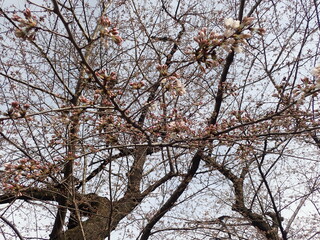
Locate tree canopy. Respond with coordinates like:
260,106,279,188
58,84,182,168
1,1,320,239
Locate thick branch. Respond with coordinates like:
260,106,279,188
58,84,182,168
0,187,60,204
54,194,111,240
124,146,148,197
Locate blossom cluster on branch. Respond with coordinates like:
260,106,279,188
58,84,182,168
2,158,61,192
6,101,30,119
193,17,264,71
95,70,118,89
98,16,123,46
156,64,186,96
161,74,186,96
312,64,320,88
12,8,38,40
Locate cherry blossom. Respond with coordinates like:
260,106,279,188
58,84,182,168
98,16,123,46
224,18,240,29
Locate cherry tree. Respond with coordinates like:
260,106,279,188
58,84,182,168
0,0,320,239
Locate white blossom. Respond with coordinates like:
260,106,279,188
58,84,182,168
311,65,320,77
224,18,240,29
174,79,186,96
233,45,243,53
149,102,157,111
224,29,234,38
161,78,167,84
311,65,320,88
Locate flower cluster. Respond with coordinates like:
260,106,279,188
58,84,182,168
2,158,60,192
157,64,186,96
79,95,93,105
167,119,188,133
130,81,145,89
147,113,193,139
161,74,186,96
12,8,38,40
95,70,118,89
224,18,241,37
224,18,241,29
98,16,123,46
311,65,320,77
156,64,169,76
193,17,262,71
310,64,320,89
6,101,30,118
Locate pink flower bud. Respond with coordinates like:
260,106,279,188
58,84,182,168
12,14,22,22
99,16,112,26
110,28,119,35
11,101,20,108
23,8,32,18
110,71,117,79
242,16,255,26
112,35,123,45
257,28,266,35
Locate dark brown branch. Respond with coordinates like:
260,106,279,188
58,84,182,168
0,132,33,160
255,143,287,239
49,1,86,237
139,150,202,240
230,174,280,240
0,187,60,204
50,208,67,240
209,51,235,125
203,156,281,240
141,172,176,198
247,0,264,17
238,0,246,21
138,24,185,126
54,194,111,240
0,216,24,240
0,72,67,100
76,151,133,190
165,24,185,66
124,146,148,197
